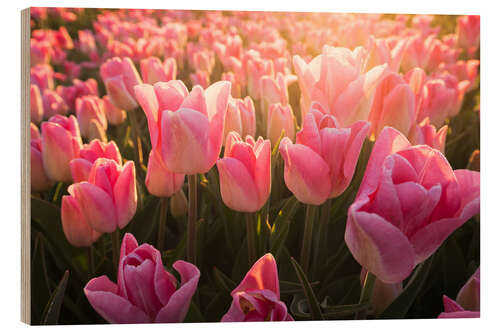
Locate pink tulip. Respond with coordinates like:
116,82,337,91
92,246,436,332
134,80,231,174
456,267,480,311
102,95,127,126
260,73,289,122
267,103,295,147
408,117,448,153
221,253,293,322
75,96,108,139
190,70,210,89
439,60,480,92
368,72,416,138
31,138,54,192
67,158,137,233
84,233,200,323
400,34,436,73
222,72,241,98
246,56,274,100
456,15,480,56
31,39,52,66
140,56,177,84
438,296,479,319
293,47,388,127
41,115,82,182
30,64,54,91
223,96,256,145
30,84,44,124
100,57,143,110
217,133,271,212
279,108,370,205
42,89,69,119
70,140,122,183
345,127,480,283
61,194,101,247
77,29,97,55
366,37,407,72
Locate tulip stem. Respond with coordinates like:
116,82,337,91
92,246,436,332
87,245,95,278
187,175,198,264
300,204,316,273
246,213,257,266
128,109,143,168
356,271,376,319
157,197,168,251
111,230,120,269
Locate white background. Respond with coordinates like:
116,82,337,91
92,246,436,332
0,0,497,332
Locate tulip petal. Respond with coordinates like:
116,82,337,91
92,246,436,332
113,161,137,229
134,84,160,147
61,195,101,247
233,253,280,296
145,150,185,197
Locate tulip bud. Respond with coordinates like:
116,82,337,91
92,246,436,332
75,96,108,139
140,56,177,84
42,89,69,119
41,115,82,182
100,57,142,110
61,194,101,247
260,73,289,123
31,139,54,192
223,96,256,145
30,84,44,124
102,95,127,125
170,189,188,218
30,64,54,91
267,103,295,147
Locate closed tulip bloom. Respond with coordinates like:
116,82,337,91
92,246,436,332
267,103,295,147
31,39,52,66
70,139,122,183
408,117,448,153
345,127,480,283
135,80,231,175
246,56,274,100
369,72,416,138
456,267,480,311
140,56,176,84
75,96,108,139
438,296,480,319
221,253,293,322
31,64,54,91
30,84,44,124
84,233,200,323
100,57,143,110
279,109,370,205
217,132,271,212
42,89,69,118
61,193,101,247
294,47,388,127
439,60,480,92
222,72,241,98
31,139,54,192
223,96,256,145
366,37,407,72
68,158,137,233
102,95,127,126
190,70,210,88
456,15,480,55
41,115,82,182
260,73,289,122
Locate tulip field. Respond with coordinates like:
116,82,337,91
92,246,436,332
29,8,480,324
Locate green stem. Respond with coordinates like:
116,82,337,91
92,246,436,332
157,197,169,251
313,199,331,279
52,182,64,203
111,230,120,270
87,245,95,278
299,205,317,273
128,109,143,167
355,271,376,319
246,213,256,266
187,175,198,264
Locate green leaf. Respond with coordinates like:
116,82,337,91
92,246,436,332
290,295,312,320
289,256,324,320
213,266,237,294
321,302,370,319
184,302,205,323
269,196,299,257
41,270,69,325
378,255,435,319
124,196,160,244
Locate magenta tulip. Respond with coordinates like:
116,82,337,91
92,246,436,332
67,158,137,233
221,253,293,322
279,108,370,205
438,296,480,319
345,127,480,283
84,233,200,323
217,132,271,212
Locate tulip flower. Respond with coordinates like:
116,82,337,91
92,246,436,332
408,117,448,153
345,127,480,283
223,96,256,145
42,89,69,119
84,233,200,323
279,108,370,205
438,296,480,319
293,47,388,127
41,115,83,182
217,132,271,212
75,96,108,139
102,95,127,126
456,267,480,311
30,64,54,91
30,84,44,124
246,56,274,100
31,40,52,66
456,15,480,56
368,72,416,138
221,253,293,322
100,57,143,110
267,103,295,147
61,193,102,247
135,80,231,175
140,56,177,84
70,139,122,183
439,60,480,92
222,72,241,98
67,158,137,233
260,73,289,122
31,138,54,192
190,70,210,88
366,37,407,72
